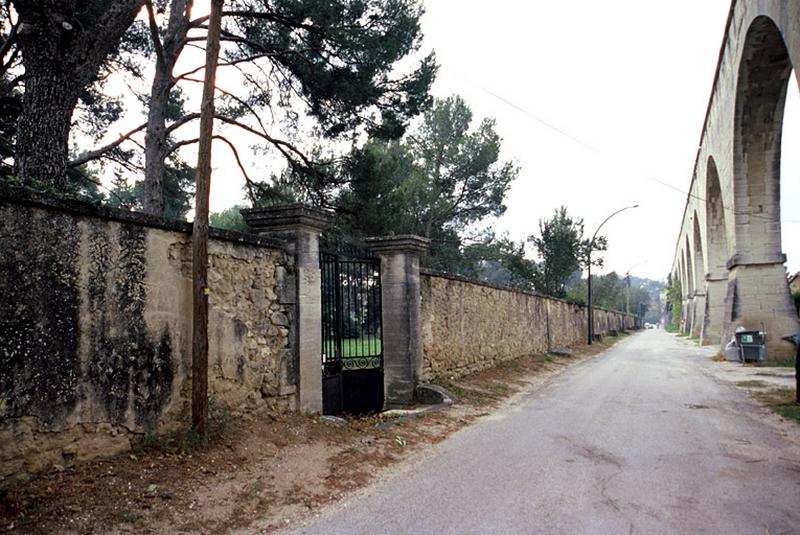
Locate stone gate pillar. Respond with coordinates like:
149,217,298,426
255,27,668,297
366,235,429,409
241,204,333,413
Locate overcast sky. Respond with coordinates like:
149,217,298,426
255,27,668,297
197,0,798,282
415,0,799,281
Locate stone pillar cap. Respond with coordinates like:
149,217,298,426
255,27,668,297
366,235,430,255
241,203,333,232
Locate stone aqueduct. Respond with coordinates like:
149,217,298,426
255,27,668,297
671,0,800,358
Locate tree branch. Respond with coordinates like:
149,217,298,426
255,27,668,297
179,75,270,137
145,0,167,69
0,21,17,62
68,122,148,168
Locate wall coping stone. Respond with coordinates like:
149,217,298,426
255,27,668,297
0,181,288,251
420,267,631,318
240,204,333,233
366,234,430,254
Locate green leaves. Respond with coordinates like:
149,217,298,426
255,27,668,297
529,207,588,298
226,0,436,140
335,95,518,275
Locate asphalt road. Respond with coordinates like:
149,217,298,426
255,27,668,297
289,330,800,535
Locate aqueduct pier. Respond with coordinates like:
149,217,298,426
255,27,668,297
671,0,800,358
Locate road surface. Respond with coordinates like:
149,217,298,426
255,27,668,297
289,330,800,534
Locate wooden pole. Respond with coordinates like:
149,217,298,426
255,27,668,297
192,0,223,438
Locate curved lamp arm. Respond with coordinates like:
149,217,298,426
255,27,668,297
591,204,639,247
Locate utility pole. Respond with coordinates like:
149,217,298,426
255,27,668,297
192,0,223,439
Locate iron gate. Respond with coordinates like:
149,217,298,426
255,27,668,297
320,239,383,416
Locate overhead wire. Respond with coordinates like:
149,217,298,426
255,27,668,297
444,68,800,227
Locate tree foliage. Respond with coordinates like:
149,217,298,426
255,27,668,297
665,275,683,328
334,95,518,272
566,272,653,315
7,0,436,219
528,206,607,298
459,236,537,291
209,205,249,232
227,0,436,141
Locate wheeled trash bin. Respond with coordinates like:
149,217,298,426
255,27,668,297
735,330,766,363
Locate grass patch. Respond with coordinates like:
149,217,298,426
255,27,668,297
116,510,139,524
756,357,796,368
484,382,511,396
324,336,382,359
135,397,231,454
431,379,496,407
752,387,800,423
735,380,770,388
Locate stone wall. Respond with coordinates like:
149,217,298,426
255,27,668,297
0,185,296,488
420,270,633,380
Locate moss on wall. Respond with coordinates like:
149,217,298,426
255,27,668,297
86,225,174,430
0,190,294,488
0,207,82,428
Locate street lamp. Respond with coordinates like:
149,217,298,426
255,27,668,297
625,261,647,316
587,204,639,345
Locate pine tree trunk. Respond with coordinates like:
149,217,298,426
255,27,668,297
143,0,193,215
13,0,146,189
143,70,171,214
15,62,78,187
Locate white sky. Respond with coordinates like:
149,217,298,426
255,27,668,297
416,0,799,281
113,1,799,283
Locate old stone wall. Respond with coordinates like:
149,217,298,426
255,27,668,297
420,270,633,380
0,185,295,488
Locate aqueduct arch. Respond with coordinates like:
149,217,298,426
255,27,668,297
703,157,729,345
684,236,695,334
671,0,800,359
690,214,705,338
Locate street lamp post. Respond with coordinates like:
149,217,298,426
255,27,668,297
625,260,647,317
587,204,639,345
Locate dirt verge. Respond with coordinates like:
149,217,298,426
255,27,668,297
1,335,629,534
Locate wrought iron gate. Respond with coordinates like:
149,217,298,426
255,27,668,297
320,239,384,416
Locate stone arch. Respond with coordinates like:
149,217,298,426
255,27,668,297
705,156,729,273
684,236,694,295
733,15,793,259
690,213,706,337
725,13,799,358
691,213,705,292
702,156,730,345
681,248,689,295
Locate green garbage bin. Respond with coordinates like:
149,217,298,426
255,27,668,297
735,330,766,363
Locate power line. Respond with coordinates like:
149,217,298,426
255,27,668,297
442,69,599,153
450,70,800,226
648,176,800,224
